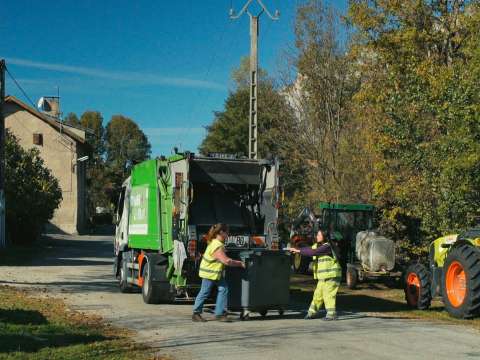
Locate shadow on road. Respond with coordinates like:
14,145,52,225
0,234,121,293
290,287,412,314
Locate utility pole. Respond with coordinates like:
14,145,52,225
230,0,279,159
0,60,5,248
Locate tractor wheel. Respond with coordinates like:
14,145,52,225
441,244,480,319
346,266,358,289
404,263,431,310
292,244,310,274
119,257,133,293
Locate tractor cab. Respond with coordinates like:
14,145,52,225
319,202,375,265
289,203,375,273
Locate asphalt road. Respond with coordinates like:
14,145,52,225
1,234,480,360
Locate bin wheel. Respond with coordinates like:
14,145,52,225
259,309,268,317
240,310,250,321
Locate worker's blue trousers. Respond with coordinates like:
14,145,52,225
193,278,228,316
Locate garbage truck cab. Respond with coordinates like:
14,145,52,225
113,152,280,304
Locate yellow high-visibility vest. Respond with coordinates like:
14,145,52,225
312,243,342,281
199,239,225,281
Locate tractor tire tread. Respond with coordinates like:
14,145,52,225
404,263,431,310
442,244,480,319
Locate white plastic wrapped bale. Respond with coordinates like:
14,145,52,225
356,231,395,272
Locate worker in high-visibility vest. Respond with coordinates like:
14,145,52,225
192,223,245,322
290,229,342,320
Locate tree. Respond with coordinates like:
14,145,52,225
274,0,370,216
78,111,110,217
80,111,104,161
105,115,151,197
64,112,80,127
348,0,480,249
5,130,62,244
200,57,294,159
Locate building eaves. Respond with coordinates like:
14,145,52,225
5,95,87,144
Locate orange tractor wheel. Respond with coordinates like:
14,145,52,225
404,263,431,310
442,244,480,319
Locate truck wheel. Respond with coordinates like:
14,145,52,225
142,257,174,304
142,258,162,304
119,257,133,293
442,245,480,319
346,267,358,289
404,263,431,310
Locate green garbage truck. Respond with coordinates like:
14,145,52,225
113,152,280,304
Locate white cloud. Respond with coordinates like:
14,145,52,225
5,57,225,91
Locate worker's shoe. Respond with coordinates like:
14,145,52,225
322,314,338,321
215,314,232,322
192,313,207,322
304,312,316,320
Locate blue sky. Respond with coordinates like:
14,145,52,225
1,0,347,156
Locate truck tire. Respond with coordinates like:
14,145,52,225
346,266,358,289
292,253,310,273
119,257,133,293
404,263,431,310
442,244,480,319
142,256,174,304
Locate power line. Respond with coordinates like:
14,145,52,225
4,66,37,109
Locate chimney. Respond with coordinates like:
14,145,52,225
37,96,60,119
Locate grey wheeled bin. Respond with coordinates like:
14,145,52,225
226,250,291,319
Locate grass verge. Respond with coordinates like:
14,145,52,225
0,285,162,360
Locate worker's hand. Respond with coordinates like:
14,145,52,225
289,248,300,254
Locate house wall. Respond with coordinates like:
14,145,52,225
4,102,85,234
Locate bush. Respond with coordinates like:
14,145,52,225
5,130,62,244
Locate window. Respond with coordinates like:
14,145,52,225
33,133,43,146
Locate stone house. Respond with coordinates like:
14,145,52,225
4,95,88,234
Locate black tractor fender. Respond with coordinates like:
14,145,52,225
450,240,477,250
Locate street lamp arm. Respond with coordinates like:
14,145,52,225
257,0,279,20
230,0,279,20
230,0,254,19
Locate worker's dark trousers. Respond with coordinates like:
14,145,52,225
193,278,228,316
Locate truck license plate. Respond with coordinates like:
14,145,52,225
226,235,249,247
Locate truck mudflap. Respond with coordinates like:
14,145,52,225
144,253,169,282
142,253,175,304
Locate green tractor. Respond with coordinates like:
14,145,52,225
290,203,400,288
404,227,480,318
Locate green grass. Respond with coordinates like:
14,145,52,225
0,286,161,360
290,274,480,329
